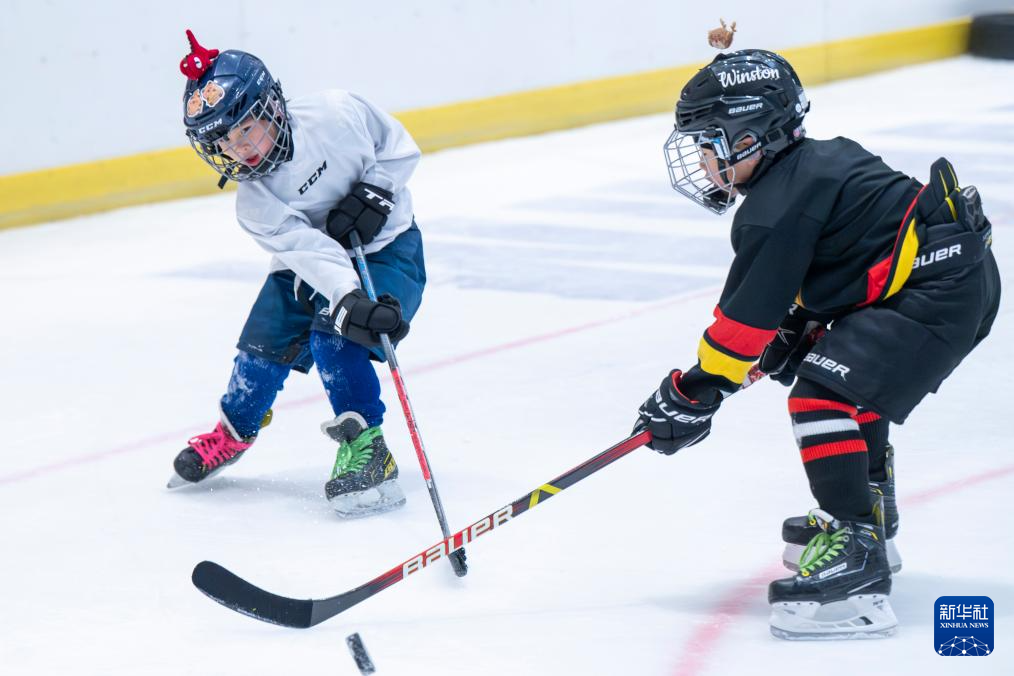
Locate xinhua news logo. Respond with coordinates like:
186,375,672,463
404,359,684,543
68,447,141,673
934,596,993,656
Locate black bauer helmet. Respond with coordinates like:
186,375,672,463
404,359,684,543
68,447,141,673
183,49,293,183
664,49,809,214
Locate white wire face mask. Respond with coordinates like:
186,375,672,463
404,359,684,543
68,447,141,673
189,87,292,183
663,126,740,215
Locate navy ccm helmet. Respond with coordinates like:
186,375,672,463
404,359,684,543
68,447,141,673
181,33,292,184
664,49,810,214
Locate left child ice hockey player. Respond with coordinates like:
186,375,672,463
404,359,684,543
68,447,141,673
634,49,999,639
167,31,426,518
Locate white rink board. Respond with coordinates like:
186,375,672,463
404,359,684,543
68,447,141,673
5,0,1013,173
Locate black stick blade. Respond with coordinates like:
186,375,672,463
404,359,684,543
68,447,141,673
192,561,314,628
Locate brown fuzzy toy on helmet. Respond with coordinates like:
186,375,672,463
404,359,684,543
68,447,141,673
707,19,737,49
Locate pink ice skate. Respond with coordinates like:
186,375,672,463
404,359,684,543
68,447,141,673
167,411,269,488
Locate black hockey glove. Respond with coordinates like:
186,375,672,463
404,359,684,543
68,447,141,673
634,370,721,455
332,289,409,349
757,309,826,387
326,182,395,249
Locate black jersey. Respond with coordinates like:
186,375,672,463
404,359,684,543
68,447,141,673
683,137,923,400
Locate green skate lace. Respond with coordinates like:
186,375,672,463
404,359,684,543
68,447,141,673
798,528,849,577
330,426,384,479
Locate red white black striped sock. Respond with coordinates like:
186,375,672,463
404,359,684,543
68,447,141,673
788,379,873,522
857,407,890,482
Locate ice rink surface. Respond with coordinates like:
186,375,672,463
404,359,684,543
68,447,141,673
2,56,1012,675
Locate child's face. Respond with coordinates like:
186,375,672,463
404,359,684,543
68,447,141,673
216,116,278,167
699,136,761,195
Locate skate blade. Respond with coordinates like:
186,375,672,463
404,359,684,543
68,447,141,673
165,462,232,490
328,479,406,519
166,473,191,490
782,540,902,574
770,594,897,640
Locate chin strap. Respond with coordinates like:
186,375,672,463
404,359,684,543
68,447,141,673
716,138,766,192
739,121,807,191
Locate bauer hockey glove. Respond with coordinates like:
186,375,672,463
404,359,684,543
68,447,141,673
332,289,409,348
634,370,720,455
757,309,826,387
326,182,395,249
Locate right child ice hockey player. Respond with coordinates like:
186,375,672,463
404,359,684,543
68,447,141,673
633,49,1000,639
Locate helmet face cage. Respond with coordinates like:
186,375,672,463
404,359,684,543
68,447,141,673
188,82,292,183
664,125,737,215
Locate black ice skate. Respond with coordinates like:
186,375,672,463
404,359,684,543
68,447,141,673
782,445,901,573
323,412,406,518
167,409,270,489
769,510,896,640
869,443,899,539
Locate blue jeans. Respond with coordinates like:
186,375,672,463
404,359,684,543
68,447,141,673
221,224,426,437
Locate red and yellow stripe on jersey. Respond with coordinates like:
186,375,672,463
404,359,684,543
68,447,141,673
859,183,932,307
698,307,777,385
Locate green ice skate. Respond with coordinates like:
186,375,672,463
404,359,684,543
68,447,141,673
323,412,406,518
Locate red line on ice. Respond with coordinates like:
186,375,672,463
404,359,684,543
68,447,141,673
0,287,718,487
670,563,785,676
670,463,1014,676
0,432,188,487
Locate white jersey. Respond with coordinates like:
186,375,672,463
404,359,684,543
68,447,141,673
235,90,420,310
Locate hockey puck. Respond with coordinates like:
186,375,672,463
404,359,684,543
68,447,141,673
449,548,468,577
345,633,376,674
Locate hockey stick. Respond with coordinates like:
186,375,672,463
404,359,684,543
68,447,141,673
347,230,467,577
192,429,652,627
192,335,768,627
